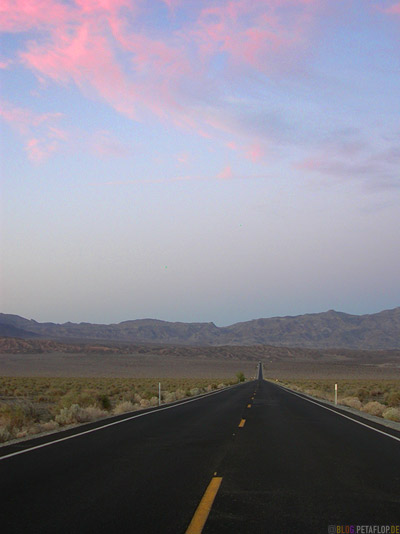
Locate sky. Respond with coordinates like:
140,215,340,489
1,0,400,326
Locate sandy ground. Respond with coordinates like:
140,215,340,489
0,352,399,379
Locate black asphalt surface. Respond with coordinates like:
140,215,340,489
1,369,399,533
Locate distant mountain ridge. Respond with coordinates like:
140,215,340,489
0,308,400,350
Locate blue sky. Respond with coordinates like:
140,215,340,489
1,0,399,325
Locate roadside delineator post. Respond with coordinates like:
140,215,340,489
334,383,338,405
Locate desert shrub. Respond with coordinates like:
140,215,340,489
383,407,400,422
0,426,12,443
357,388,370,402
175,389,186,400
36,394,51,402
55,404,107,425
82,406,108,420
362,401,386,417
149,396,158,407
47,388,64,398
273,379,400,418
59,391,84,409
163,392,176,403
140,389,153,400
27,424,42,435
55,404,85,425
0,402,41,430
341,397,362,410
39,420,60,432
385,391,400,407
0,377,233,443
113,401,135,415
236,372,245,383
96,394,111,411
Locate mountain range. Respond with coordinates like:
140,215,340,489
1,308,400,350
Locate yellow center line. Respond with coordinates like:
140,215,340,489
238,418,246,427
185,477,223,534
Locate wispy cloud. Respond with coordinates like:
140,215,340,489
91,130,131,158
382,2,400,15
0,58,12,69
1,0,322,163
176,152,190,164
295,135,400,191
189,0,318,74
25,137,57,162
217,164,233,180
0,100,66,162
2,0,399,186
245,142,267,162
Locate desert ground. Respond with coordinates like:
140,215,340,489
0,349,399,379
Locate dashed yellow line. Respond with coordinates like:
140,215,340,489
185,477,223,534
238,418,246,428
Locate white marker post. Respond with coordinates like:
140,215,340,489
159,382,161,406
334,383,338,405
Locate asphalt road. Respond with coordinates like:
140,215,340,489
1,372,399,533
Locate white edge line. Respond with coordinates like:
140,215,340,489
278,384,400,443
0,384,240,461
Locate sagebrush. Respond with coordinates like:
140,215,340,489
0,376,236,443
273,378,400,422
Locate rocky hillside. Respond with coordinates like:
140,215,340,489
1,307,400,349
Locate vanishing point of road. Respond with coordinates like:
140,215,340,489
1,364,399,533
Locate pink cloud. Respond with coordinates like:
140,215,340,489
217,164,233,180
0,100,62,133
293,136,400,191
225,140,267,162
0,0,132,33
25,137,58,162
0,100,66,162
0,0,72,33
91,130,130,157
18,3,190,123
225,141,238,150
191,0,318,72
161,0,182,10
0,59,12,69
382,2,400,14
48,126,68,141
2,0,321,162
21,22,138,119
108,16,191,119
177,152,189,164
74,0,132,14
295,157,324,171
245,142,265,162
